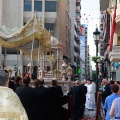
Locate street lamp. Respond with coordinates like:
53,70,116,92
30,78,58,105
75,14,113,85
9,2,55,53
93,27,100,101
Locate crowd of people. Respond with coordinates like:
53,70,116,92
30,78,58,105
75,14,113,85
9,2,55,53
8,76,66,120
100,79,120,120
0,70,95,120
1,69,120,120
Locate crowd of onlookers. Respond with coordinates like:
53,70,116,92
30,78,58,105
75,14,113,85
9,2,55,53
8,76,66,120
5,75,120,120
99,79,120,120
7,76,89,120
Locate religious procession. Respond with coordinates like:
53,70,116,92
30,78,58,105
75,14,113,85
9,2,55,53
0,0,120,120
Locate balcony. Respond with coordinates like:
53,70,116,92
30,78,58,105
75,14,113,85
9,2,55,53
76,44,80,48
75,16,80,22
100,0,109,11
76,0,80,6
76,8,80,13
109,46,120,62
76,0,80,2
76,37,80,44
115,15,120,35
115,1,120,34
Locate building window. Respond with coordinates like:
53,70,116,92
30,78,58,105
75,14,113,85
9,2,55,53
2,48,19,54
34,1,42,11
45,1,56,12
24,0,32,11
45,23,54,31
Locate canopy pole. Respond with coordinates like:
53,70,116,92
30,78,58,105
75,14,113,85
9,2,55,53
30,13,36,78
17,48,18,74
37,41,41,78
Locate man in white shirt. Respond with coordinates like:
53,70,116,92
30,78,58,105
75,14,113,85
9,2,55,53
85,79,96,110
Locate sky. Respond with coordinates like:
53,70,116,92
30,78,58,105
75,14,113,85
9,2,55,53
81,0,100,69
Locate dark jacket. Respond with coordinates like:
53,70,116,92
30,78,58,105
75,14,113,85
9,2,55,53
14,83,22,91
102,84,112,104
68,85,84,105
47,87,61,120
34,86,48,120
8,80,15,91
15,85,35,120
55,85,63,96
79,84,87,102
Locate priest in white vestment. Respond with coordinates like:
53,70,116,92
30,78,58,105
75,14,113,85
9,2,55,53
0,70,28,120
85,79,96,110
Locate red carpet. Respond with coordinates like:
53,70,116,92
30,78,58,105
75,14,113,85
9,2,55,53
82,117,105,120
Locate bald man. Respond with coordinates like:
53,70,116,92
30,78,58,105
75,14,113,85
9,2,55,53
102,79,112,105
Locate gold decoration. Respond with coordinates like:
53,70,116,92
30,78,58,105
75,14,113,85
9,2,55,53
0,15,51,51
7,69,13,78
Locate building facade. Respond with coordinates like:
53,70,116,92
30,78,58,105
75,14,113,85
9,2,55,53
99,0,120,80
80,24,88,80
69,0,81,80
0,0,81,79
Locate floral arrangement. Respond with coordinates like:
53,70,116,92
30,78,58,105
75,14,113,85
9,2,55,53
92,56,104,63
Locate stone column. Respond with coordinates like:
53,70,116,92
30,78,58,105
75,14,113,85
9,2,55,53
42,0,45,26
19,50,23,77
32,0,34,16
0,0,3,25
0,0,3,67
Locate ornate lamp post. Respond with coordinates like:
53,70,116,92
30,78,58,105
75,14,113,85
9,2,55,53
93,27,100,101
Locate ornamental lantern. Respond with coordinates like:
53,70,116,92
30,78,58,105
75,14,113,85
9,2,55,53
66,64,73,81
61,60,68,81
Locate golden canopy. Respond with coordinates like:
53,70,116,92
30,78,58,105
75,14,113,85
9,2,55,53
0,15,51,49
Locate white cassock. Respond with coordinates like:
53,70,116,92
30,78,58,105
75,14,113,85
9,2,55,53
85,83,96,109
0,86,28,120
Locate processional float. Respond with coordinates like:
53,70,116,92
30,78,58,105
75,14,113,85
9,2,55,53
0,13,73,81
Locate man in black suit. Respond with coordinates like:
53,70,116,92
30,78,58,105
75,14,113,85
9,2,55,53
8,76,15,91
55,79,63,96
68,80,85,120
101,79,112,104
47,80,62,120
14,76,22,91
101,79,112,116
15,77,35,120
34,78,48,120
79,80,87,117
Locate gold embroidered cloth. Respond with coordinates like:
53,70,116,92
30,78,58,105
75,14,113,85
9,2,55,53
0,87,28,120
0,15,51,49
